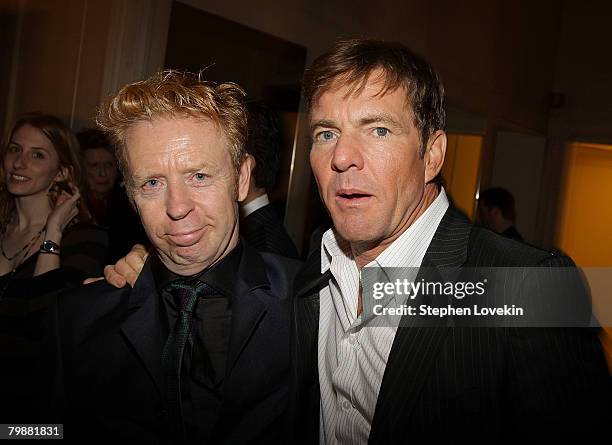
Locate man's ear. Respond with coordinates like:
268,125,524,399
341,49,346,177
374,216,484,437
246,153,258,190
424,130,447,184
237,155,253,202
247,153,256,173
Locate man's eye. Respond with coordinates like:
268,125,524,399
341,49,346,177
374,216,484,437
374,127,389,137
316,130,336,142
144,179,158,188
194,172,206,181
315,130,336,142
321,131,334,141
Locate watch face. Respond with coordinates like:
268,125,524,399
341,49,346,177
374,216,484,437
42,241,60,252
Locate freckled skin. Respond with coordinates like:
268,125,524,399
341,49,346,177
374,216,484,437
125,116,250,276
309,73,445,267
3,124,64,197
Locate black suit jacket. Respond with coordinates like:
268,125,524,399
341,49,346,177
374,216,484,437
240,203,299,259
47,244,300,444
291,206,611,442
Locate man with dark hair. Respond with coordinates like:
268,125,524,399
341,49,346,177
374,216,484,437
477,186,524,241
240,101,299,258
291,38,610,442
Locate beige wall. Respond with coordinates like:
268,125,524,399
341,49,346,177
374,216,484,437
1,0,111,132
557,143,612,266
1,0,171,133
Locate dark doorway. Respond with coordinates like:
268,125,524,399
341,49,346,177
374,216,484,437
164,2,307,220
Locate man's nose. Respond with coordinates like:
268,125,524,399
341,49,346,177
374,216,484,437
331,133,364,172
165,182,194,220
98,166,107,177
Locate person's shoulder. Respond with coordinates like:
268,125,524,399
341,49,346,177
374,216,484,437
63,220,109,244
467,225,567,267
54,280,132,328
259,251,303,283
240,244,302,301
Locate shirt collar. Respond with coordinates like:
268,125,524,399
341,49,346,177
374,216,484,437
152,241,244,299
240,193,270,219
321,188,450,272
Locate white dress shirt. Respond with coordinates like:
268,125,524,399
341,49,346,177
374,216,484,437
318,189,450,445
240,193,270,219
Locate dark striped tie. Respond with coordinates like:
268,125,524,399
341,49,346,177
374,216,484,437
161,279,215,439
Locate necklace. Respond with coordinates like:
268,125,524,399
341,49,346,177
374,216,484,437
0,226,46,262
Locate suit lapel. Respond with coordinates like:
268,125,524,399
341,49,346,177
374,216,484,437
369,207,472,440
292,249,329,442
225,245,269,377
295,247,330,302
120,255,165,398
294,249,330,375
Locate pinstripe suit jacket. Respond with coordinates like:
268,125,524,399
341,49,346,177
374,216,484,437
291,206,611,442
240,203,299,259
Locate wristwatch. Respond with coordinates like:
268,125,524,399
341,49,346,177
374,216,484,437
40,240,61,255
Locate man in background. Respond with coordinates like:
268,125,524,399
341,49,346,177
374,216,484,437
477,186,524,241
240,101,299,258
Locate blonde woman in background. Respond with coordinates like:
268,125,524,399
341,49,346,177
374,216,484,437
0,112,108,300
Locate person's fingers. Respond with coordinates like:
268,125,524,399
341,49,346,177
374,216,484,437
69,183,80,196
114,256,140,288
129,244,149,264
54,189,79,208
104,264,128,288
55,191,71,207
122,247,147,287
83,277,104,285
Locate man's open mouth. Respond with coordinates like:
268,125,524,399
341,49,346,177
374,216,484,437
336,189,372,204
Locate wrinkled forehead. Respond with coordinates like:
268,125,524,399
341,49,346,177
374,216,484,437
125,114,230,149
309,69,413,119
123,115,235,175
